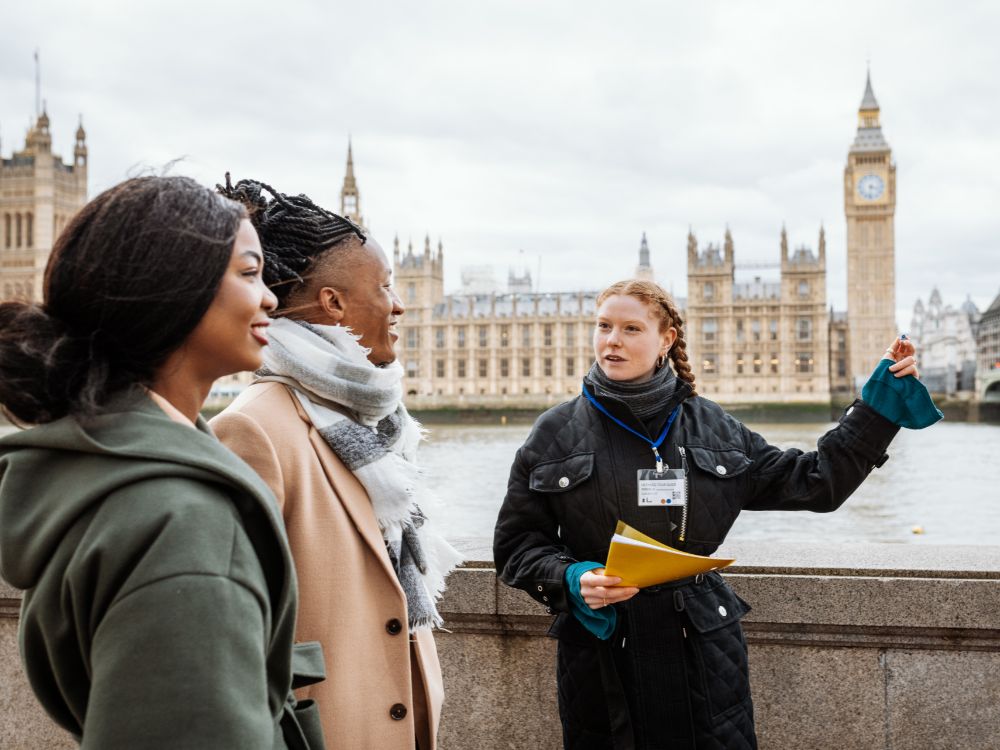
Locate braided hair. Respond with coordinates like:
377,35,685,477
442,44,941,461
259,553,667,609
597,279,698,397
217,173,366,308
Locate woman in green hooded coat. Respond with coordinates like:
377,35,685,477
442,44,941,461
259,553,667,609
0,176,324,749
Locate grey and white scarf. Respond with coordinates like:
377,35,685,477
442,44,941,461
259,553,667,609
258,317,463,631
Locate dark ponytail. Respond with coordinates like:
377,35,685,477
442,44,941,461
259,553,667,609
0,176,244,425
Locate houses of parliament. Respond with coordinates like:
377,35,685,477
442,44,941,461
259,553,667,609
381,72,895,408
1,74,896,409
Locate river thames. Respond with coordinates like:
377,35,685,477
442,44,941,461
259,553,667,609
3,418,998,546
417,418,1000,546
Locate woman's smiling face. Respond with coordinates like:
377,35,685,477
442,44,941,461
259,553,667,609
180,219,278,379
593,294,676,383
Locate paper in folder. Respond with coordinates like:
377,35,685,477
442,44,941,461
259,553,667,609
604,521,735,588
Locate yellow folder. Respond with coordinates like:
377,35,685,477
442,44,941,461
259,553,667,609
604,521,735,588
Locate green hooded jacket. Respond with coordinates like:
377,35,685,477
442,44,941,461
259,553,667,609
0,391,322,749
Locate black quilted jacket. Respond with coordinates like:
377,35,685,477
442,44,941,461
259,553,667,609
493,379,899,749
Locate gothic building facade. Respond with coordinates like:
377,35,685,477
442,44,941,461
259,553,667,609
0,109,88,302
685,227,832,403
388,72,897,408
683,72,893,404
394,231,601,407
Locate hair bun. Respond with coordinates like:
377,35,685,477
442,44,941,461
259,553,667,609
0,302,95,424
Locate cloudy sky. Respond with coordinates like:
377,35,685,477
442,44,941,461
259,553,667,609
4,1,998,329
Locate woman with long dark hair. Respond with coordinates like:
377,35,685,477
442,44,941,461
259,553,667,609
494,278,939,749
0,176,324,749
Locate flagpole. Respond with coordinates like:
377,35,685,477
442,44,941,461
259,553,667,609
34,49,40,119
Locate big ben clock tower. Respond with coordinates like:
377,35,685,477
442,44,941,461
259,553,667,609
845,70,897,388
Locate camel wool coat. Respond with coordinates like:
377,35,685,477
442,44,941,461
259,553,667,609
212,381,444,750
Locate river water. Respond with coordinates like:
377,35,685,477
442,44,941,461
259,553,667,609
3,419,998,546
417,419,1000,546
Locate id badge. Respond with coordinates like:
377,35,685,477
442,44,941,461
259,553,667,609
637,468,687,507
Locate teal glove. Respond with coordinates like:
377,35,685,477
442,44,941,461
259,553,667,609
862,358,943,429
565,561,617,640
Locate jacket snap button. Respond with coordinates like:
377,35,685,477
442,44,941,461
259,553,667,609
386,618,403,635
390,703,407,720
537,585,544,592
542,595,549,602
718,605,728,617
716,465,727,475
558,476,570,488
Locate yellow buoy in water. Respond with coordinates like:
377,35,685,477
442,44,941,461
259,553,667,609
911,525,925,535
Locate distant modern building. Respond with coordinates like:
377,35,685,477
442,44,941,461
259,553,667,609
975,289,1000,402
909,289,980,396
0,108,88,302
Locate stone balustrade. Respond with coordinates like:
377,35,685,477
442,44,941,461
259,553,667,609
3,541,999,749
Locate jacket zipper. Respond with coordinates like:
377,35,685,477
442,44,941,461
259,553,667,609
678,446,689,542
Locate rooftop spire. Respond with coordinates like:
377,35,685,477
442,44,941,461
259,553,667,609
634,232,654,280
860,67,880,112
340,136,364,228
343,136,356,189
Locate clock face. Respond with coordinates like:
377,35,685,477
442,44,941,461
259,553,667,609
857,174,885,201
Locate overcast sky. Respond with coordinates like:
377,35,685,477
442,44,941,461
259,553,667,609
4,1,998,329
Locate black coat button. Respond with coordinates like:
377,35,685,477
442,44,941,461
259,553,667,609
390,703,408,720
386,618,403,635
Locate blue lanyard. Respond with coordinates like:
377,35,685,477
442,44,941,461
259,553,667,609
582,384,680,472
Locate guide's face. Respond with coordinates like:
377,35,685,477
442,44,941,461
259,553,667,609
593,294,676,383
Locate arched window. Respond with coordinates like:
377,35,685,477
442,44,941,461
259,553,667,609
15,213,23,248
3,214,10,248
26,213,33,248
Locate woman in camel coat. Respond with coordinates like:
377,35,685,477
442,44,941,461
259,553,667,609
212,176,459,749
213,383,443,749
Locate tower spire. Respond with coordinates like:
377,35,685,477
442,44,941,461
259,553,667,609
340,137,364,228
635,232,654,280
860,68,879,112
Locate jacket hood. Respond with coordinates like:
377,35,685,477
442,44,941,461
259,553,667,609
0,389,283,590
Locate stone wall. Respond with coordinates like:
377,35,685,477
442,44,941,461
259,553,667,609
436,540,1000,750
3,542,999,749
0,580,75,749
